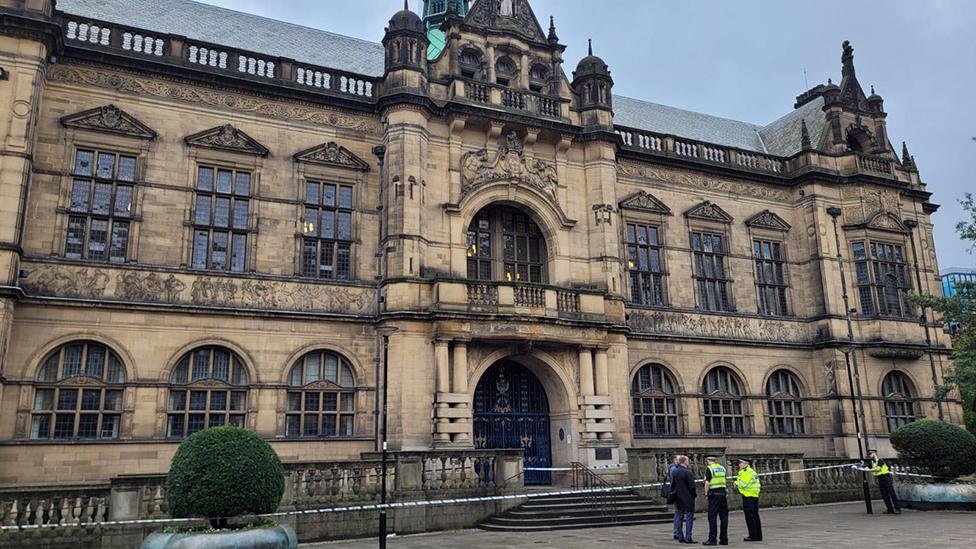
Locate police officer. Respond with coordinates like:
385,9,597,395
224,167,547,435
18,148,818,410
867,449,901,514
735,458,762,542
702,456,728,546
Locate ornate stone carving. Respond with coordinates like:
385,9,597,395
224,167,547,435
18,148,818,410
618,190,672,215
865,210,907,233
60,104,157,139
685,201,733,223
294,142,370,171
867,347,924,360
185,124,269,156
617,161,791,202
22,267,109,299
746,210,791,231
823,360,839,396
21,264,376,316
461,132,558,200
47,64,383,135
466,0,546,41
627,310,808,343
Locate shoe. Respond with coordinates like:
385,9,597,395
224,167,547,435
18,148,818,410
883,510,896,515
745,538,757,542
720,543,729,546
894,510,902,515
675,536,681,541
702,542,718,546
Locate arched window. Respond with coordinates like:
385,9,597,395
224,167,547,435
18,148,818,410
32,341,126,440
286,350,357,438
466,205,547,283
631,363,679,436
702,367,745,435
882,372,917,432
459,47,484,79
766,370,804,435
167,346,249,438
495,56,517,86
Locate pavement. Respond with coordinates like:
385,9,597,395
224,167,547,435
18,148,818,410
301,502,976,549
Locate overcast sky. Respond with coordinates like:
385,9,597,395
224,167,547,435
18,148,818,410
199,0,976,268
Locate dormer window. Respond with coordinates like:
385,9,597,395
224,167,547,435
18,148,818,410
496,56,517,86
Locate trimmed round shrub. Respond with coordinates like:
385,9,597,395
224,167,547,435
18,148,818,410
167,426,285,519
890,419,976,480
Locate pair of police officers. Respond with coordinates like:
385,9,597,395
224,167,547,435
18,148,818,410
701,456,763,545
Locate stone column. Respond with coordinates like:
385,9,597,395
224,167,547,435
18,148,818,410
578,347,594,397
433,339,451,443
452,340,468,395
451,339,471,444
594,347,609,396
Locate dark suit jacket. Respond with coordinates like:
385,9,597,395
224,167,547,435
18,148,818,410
671,465,697,512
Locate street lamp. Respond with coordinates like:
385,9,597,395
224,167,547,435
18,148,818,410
375,325,398,549
826,207,873,514
903,218,945,420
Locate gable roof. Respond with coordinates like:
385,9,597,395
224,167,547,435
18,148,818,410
57,0,386,77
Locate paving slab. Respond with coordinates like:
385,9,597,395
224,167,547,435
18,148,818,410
301,502,976,549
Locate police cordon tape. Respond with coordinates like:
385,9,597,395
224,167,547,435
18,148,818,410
0,462,937,531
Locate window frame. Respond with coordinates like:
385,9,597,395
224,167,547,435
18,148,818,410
691,230,733,312
285,350,358,439
466,206,548,284
701,366,747,435
851,239,914,318
765,369,805,435
166,346,250,439
753,238,790,317
31,341,127,441
626,222,668,306
630,363,680,437
190,164,252,273
301,180,355,280
64,147,138,263
882,371,917,433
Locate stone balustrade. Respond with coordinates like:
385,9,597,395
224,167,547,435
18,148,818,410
59,16,380,101
436,280,605,320
0,485,110,527
456,79,566,119
857,153,894,175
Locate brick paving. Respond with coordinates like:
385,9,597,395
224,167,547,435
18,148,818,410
302,502,976,549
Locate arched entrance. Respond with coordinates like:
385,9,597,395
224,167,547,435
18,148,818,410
473,360,552,485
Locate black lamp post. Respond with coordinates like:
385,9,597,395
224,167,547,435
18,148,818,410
903,218,945,420
827,207,873,514
375,326,398,548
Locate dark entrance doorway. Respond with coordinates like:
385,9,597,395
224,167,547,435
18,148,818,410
473,360,552,485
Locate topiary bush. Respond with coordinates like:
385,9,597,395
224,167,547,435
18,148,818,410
890,419,976,481
167,426,285,523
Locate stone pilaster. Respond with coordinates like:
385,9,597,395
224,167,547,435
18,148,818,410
432,338,472,447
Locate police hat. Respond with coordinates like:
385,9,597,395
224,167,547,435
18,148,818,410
738,458,751,466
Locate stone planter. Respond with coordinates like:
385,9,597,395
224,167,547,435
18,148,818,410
895,483,976,511
141,524,297,549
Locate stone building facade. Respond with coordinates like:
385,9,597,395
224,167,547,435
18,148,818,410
0,0,962,485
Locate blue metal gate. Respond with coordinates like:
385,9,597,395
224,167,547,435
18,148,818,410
473,361,552,485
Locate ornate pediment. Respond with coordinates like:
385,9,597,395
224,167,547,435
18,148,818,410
684,201,733,223
185,124,269,157
60,104,157,139
301,380,348,391
460,131,558,201
619,190,672,215
849,210,908,234
746,210,791,231
465,0,547,41
294,142,369,171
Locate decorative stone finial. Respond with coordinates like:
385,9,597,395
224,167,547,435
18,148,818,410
841,40,855,77
902,141,917,170
588,38,593,56
404,0,409,10
548,16,558,41
800,119,812,151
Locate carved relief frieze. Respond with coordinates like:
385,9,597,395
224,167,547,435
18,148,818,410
627,309,809,343
466,0,546,41
47,64,383,135
294,142,370,171
461,131,558,200
823,360,839,396
840,187,901,225
22,264,376,316
60,104,157,139
618,161,791,202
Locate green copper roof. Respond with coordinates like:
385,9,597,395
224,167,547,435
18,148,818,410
424,0,469,59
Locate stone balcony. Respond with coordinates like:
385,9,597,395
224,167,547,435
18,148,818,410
432,280,608,322
452,78,569,120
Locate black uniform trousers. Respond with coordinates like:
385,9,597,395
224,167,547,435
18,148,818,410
706,490,729,544
877,474,901,512
741,496,762,540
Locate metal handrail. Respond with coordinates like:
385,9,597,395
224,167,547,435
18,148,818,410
571,462,619,521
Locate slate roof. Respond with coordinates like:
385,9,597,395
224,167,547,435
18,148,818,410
57,0,387,77
57,0,824,158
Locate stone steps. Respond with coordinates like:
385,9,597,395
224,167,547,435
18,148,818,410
478,491,673,532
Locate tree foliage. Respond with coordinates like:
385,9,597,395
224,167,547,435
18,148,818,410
890,419,976,480
167,426,285,523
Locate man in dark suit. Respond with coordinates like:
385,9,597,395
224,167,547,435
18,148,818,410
670,455,697,544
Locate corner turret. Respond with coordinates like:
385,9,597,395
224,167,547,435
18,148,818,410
383,1,430,93
572,39,614,128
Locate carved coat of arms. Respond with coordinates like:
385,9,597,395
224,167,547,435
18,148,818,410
460,132,558,200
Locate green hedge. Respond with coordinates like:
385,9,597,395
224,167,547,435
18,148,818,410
167,426,285,519
890,419,976,480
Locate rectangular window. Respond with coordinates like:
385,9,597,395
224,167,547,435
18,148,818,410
63,149,136,262
192,165,250,272
852,240,913,318
626,223,667,306
754,239,789,316
692,232,732,312
301,181,354,280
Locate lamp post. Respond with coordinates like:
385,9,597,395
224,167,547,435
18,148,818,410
375,325,398,549
826,207,873,514
903,219,945,420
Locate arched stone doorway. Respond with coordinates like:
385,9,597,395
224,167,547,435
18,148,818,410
473,360,552,485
